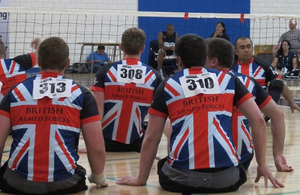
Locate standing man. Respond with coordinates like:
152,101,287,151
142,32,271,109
117,34,283,193
232,36,300,115
157,24,178,77
278,18,300,55
92,27,161,152
0,37,107,194
0,38,41,102
205,38,293,172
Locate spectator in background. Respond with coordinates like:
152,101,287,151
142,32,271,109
278,18,300,55
273,18,300,69
210,21,230,42
0,37,107,194
272,40,297,74
157,24,178,77
86,45,111,72
0,38,41,102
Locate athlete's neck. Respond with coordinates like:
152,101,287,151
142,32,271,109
216,67,230,72
123,53,141,60
40,69,65,75
238,57,253,64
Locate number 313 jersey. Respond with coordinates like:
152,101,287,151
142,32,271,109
92,58,161,144
0,72,101,182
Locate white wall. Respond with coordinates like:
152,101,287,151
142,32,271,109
8,0,137,10
8,0,300,15
251,0,300,14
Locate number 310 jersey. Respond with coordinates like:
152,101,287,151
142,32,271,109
149,67,252,170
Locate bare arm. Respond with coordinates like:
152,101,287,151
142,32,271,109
94,91,105,119
292,57,297,70
86,59,100,64
260,100,293,172
31,38,42,63
82,120,107,187
272,45,280,58
0,116,11,165
117,114,166,185
158,32,164,49
271,57,278,68
281,83,300,113
238,98,283,188
82,120,106,174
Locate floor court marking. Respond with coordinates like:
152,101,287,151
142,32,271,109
266,192,300,195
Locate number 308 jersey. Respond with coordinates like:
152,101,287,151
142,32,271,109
92,58,161,144
149,67,252,170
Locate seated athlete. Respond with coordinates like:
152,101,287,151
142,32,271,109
91,27,161,152
117,34,283,193
0,37,107,194
205,37,293,172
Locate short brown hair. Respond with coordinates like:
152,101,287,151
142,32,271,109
205,38,234,68
38,37,69,71
121,27,145,55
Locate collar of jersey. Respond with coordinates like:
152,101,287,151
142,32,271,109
39,72,63,79
238,57,254,66
122,58,140,65
216,68,230,72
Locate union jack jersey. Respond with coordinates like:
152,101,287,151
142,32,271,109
0,53,36,101
231,57,279,90
230,70,271,164
149,67,252,170
91,58,161,144
0,72,100,182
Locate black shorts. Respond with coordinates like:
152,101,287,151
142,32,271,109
0,161,87,194
157,157,247,193
104,136,144,153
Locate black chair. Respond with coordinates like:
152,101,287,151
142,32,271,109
148,40,159,69
148,39,177,77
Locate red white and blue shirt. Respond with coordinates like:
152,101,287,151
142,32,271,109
91,58,161,144
0,72,100,182
149,67,252,170
229,70,271,164
0,53,36,101
231,57,279,90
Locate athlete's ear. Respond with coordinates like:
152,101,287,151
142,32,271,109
65,58,70,69
211,57,219,68
177,56,184,70
120,43,125,52
234,49,238,56
37,58,42,68
141,44,145,53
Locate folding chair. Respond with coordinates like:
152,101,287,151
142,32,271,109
148,39,177,77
